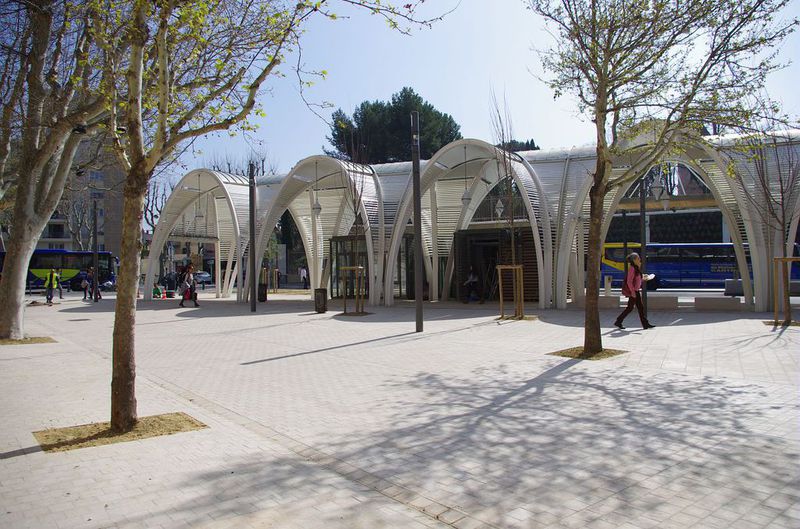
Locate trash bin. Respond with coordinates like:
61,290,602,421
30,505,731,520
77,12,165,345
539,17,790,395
258,283,268,302
314,288,327,313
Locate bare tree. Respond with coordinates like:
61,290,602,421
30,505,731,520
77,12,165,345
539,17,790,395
343,128,368,313
143,180,173,237
728,114,800,324
490,93,518,266
98,0,443,434
60,179,93,250
0,0,116,339
528,0,797,354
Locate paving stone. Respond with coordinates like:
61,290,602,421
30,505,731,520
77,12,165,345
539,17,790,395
1,295,797,529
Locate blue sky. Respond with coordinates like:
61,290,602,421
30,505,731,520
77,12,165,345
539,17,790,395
188,0,800,175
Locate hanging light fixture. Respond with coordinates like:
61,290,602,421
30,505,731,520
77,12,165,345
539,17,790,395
461,145,471,208
312,160,322,217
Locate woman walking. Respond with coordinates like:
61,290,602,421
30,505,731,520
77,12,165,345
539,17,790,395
614,252,656,330
179,264,199,308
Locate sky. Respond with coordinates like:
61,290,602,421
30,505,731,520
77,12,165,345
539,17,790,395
187,0,800,176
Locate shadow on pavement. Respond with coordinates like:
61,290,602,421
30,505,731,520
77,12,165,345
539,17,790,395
122,358,799,529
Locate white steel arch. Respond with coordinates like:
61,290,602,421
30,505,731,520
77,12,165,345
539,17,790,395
599,158,755,307
144,169,256,300
147,130,800,312
253,156,382,304
383,139,553,308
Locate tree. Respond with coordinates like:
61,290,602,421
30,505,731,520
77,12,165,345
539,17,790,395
326,87,462,163
143,179,173,240
528,0,797,354
96,0,441,432
728,110,800,324
0,0,113,339
497,138,540,152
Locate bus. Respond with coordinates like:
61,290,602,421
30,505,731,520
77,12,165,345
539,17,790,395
0,249,117,291
601,242,800,289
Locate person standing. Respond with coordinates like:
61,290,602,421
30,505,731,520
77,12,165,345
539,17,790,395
463,266,479,303
82,269,91,300
614,252,656,330
44,268,58,305
55,268,64,298
300,265,309,289
92,266,102,301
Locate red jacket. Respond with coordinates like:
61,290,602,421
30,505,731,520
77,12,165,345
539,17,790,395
622,266,642,298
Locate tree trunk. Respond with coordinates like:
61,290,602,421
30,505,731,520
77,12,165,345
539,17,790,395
110,178,146,433
583,179,607,354
782,257,792,325
0,225,38,339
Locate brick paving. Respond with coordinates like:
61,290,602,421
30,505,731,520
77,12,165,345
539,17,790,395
1,291,798,528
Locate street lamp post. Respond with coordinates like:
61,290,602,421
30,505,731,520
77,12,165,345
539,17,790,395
638,168,669,315
411,111,423,333
622,209,628,277
92,199,99,302
248,162,256,312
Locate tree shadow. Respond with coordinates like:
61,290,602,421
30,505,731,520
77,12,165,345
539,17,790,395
120,359,799,528
538,308,787,329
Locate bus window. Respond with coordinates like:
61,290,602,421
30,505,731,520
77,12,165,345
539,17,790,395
681,247,701,260
63,254,83,270
30,252,62,270
604,247,626,262
648,246,679,261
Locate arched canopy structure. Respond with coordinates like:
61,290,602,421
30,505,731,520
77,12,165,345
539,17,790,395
147,130,800,312
144,169,279,301
253,156,382,303
382,139,553,308
521,130,800,311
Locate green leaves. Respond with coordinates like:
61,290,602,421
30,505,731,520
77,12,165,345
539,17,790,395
326,87,461,163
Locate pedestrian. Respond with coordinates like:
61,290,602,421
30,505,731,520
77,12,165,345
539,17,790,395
300,265,309,289
44,268,58,305
55,268,64,298
86,266,102,301
463,266,479,303
179,264,199,308
614,252,656,330
81,269,90,300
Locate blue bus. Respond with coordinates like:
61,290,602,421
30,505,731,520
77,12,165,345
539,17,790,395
601,242,800,289
0,249,116,290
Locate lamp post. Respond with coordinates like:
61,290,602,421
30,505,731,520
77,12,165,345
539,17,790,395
622,209,628,276
92,199,99,302
411,111,423,332
248,162,256,312
638,168,670,314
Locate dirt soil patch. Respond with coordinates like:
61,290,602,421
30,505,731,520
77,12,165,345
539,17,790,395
547,346,627,361
763,320,800,327
32,412,207,453
0,336,56,345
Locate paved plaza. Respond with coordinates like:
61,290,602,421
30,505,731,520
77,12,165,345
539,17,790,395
1,292,799,529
